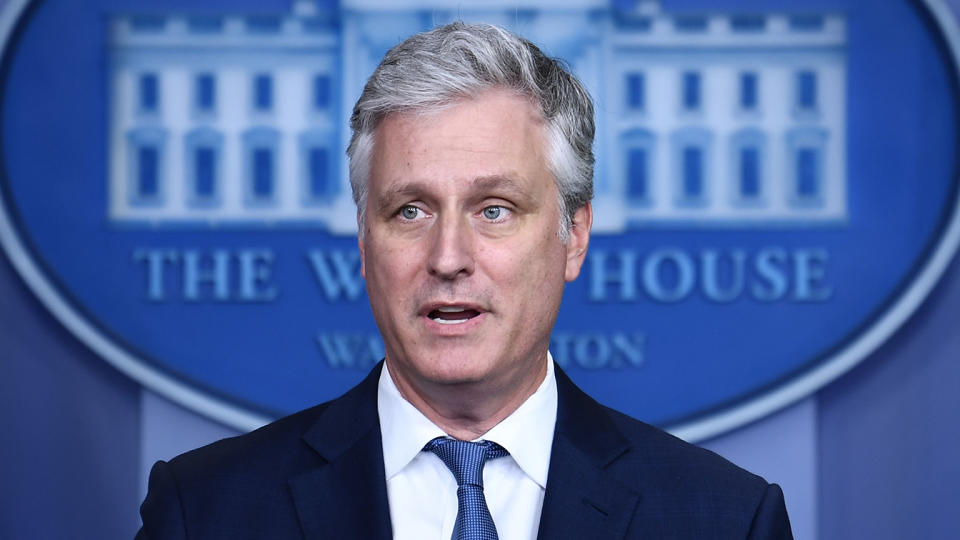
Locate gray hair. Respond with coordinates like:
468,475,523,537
346,22,595,242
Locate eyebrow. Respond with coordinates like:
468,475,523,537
374,182,427,215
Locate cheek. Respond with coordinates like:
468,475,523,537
366,241,430,313
483,239,566,297
367,242,407,289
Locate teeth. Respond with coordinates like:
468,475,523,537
431,317,469,325
437,306,466,312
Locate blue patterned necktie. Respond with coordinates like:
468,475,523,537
424,436,509,540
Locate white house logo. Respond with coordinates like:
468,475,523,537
109,0,846,232
1,0,958,441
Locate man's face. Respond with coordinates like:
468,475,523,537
359,89,590,397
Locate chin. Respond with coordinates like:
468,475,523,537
414,352,495,386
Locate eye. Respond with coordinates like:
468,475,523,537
482,205,509,221
398,205,424,220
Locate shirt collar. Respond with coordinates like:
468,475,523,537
377,354,558,489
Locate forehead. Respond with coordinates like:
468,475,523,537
368,90,551,196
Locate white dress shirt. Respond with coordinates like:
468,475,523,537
377,356,558,540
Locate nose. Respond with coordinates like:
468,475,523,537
426,213,475,280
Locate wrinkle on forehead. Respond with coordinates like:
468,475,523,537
375,89,546,152
368,89,553,220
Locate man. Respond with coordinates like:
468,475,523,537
137,22,792,539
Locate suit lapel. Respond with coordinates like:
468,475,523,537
289,363,393,540
285,362,644,539
537,366,641,540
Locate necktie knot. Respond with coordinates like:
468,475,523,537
424,437,508,487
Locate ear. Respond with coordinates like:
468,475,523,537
564,202,592,282
357,212,367,279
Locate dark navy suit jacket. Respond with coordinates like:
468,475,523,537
137,363,793,539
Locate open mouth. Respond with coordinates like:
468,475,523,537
427,306,481,325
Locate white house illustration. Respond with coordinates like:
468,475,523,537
108,0,847,233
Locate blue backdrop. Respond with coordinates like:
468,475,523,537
1,1,959,538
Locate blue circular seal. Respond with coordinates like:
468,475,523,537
1,0,958,440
